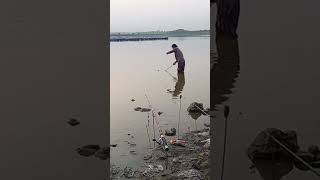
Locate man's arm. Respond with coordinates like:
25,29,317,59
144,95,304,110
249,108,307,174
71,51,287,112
166,49,175,54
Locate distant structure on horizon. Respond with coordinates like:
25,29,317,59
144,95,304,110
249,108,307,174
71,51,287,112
110,29,209,42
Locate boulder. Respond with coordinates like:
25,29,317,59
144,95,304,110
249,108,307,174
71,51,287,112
308,145,320,155
165,128,177,136
187,102,204,113
247,128,299,160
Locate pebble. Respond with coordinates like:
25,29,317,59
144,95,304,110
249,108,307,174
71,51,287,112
77,145,100,157
68,118,80,126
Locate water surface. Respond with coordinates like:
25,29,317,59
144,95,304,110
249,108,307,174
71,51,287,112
110,36,210,168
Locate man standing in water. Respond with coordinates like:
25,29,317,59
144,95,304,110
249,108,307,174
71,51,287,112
166,44,185,73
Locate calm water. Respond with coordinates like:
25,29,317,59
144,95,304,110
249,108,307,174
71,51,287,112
110,37,210,167
0,1,108,179
211,1,320,179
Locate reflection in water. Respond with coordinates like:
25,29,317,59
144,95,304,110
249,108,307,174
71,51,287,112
167,72,185,99
210,35,240,112
172,72,185,98
251,159,294,180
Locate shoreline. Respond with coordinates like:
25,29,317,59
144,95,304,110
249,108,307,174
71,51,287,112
111,126,210,179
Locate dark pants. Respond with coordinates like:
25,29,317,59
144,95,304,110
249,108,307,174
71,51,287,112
177,61,185,73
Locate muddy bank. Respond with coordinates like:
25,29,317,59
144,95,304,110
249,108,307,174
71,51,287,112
111,127,210,179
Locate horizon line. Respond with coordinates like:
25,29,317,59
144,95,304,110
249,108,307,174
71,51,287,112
110,28,210,34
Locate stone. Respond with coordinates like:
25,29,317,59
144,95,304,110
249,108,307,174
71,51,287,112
123,167,135,178
175,169,202,179
68,118,80,126
311,161,320,168
128,142,136,146
165,128,177,136
144,152,152,160
141,108,151,112
197,131,209,136
187,102,204,113
111,165,122,176
247,128,299,160
203,140,210,149
129,150,137,155
142,165,164,177
308,145,320,155
204,123,210,127
77,145,100,157
173,158,180,163
296,151,315,162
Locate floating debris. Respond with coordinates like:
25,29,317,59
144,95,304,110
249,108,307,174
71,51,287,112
68,118,80,126
77,145,100,157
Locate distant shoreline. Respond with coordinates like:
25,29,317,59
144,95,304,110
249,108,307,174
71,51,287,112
110,29,210,42
110,29,209,37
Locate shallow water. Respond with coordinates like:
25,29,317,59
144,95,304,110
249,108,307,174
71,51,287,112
211,1,320,179
110,36,210,168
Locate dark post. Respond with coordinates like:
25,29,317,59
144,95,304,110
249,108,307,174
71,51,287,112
214,0,240,38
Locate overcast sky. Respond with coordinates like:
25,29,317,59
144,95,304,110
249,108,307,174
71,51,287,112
111,0,209,32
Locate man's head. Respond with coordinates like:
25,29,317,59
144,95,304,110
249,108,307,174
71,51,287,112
172,44,178,48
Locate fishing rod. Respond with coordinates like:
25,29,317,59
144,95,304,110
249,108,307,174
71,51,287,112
145,93,156,148
194,104,210,116
164,70,178,81
267,133,320,177
164,64,174,72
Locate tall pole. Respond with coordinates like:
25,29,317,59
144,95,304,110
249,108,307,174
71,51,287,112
221,105,230,180
178,95,182,139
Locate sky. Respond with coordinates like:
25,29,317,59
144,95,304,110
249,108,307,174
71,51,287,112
110,0,210,32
